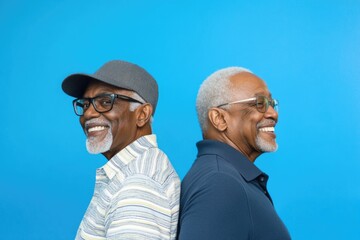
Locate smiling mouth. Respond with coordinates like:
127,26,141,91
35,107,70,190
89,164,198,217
85,125,110,138
88,126,108,133
259,127,275,133
85,118,111,137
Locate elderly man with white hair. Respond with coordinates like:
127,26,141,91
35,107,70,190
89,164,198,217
177,67,291,240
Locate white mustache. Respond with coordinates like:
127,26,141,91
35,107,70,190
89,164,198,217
85,118,111,128
257,119,276,128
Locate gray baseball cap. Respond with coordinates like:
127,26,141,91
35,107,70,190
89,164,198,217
62,60,158,115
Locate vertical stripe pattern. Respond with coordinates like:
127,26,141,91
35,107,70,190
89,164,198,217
76,135,180,240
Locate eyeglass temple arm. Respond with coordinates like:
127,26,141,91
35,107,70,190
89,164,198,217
217,97,257,108
115,94,144,104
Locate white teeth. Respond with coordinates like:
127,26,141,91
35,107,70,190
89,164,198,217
259,127,275,132
88,126,107,133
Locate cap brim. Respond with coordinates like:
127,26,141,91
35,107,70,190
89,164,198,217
62,73,99,98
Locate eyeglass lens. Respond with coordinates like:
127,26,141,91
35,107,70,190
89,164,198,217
74,95,115,116
256,96,278,113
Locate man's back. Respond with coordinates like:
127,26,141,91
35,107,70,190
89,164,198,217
76,135,180,239
177,140,290,240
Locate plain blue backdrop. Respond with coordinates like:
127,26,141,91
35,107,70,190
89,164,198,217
1,0,359,239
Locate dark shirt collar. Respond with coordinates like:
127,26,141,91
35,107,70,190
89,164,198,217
196,139,267,182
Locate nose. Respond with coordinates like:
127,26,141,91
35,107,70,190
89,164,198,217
264,105,278,121
83,101,101,119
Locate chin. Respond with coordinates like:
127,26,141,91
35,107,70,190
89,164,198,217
86,136,113,154
256,136,278,152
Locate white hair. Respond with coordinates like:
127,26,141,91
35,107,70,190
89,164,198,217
129,92,154,124
196,66,252,133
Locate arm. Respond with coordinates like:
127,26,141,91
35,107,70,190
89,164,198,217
105,175,174,240
178,173,252,240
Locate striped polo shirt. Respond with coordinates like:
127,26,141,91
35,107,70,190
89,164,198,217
76,134,180,240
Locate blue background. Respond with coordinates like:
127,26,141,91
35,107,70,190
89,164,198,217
1,0,359,239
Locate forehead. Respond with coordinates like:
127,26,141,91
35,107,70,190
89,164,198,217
83,80,133,97
229,72,270,97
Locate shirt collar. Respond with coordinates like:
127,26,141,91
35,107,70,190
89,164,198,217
196,139,265,182
101,134,158,179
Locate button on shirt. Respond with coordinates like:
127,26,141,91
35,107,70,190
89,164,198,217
76,135,180,240
177,140,291,240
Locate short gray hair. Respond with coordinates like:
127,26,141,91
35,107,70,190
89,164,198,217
196,67,252,133
129,92,154,123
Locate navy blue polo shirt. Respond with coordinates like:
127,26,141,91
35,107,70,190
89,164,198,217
177,140,291,240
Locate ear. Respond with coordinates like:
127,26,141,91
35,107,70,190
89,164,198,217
208,108,228,132
135,103,153,127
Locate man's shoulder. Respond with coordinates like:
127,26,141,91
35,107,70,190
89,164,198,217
185,152,240,179
109,146,180,201
127,146,179,186
180,156,250,217
181,153,244,194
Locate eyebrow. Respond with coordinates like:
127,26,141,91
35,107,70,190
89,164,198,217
254,92,272,98
82,91,115,98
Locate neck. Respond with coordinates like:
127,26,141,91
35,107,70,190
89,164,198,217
102,126,152,160
204,131,261,163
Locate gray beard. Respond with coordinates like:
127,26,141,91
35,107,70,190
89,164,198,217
256,135,278,152
86,128,113,154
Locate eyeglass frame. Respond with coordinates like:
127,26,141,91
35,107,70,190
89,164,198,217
72,93,145,116
216,95,279,113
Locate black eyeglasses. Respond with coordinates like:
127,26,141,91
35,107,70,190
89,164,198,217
216,95,278,113
73,93,144,116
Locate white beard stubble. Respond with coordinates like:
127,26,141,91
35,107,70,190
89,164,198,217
255,135,278,152
85,119,113,154
256,119,278,152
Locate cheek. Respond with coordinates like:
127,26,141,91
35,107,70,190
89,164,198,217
108,113,130,136
79,117,85,129
238,108,255,119
239,110,262,136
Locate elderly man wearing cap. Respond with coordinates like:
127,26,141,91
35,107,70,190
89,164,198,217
62,60,180,240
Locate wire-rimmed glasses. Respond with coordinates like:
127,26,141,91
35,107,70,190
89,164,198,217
216,95,278,113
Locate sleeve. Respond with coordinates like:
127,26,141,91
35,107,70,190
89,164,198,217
105,175,173,240
178,173,252,240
